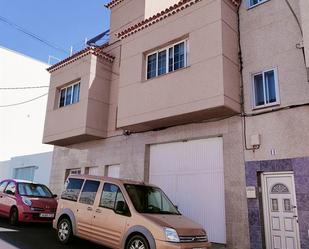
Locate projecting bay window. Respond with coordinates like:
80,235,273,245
59,82,80,108
252,68,280,109
146,40,188,80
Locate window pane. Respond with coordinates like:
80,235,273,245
65,86,73,105
254,73,265,106
79,180,100,205
59,89,66,107
265,70,276,104
174,42,185,70
18,183,53,198
284,199,292,212
271,199,279,212
168,47,174,72
100,183,119,209
61,178,84,202
158,50,167,76
5,182,16,195
147,53,157,79
250,0,260,6
125,184,179,214
14,166,35,181
0,181,8,193
72,83,80,104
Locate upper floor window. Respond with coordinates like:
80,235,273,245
146,40,188,80
252,68,279,109
59,82,80,108
248,0,268,8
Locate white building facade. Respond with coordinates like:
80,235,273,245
0,47,53,185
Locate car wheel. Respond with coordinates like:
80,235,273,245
9,207,18,226
127,235,149,249
57,218,72,244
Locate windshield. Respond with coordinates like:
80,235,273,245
18,183,53,198
125,184,180,215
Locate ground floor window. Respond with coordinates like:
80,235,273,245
13,166,37,181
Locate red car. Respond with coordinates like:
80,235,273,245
0,179,58,225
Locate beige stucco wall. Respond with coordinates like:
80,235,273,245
300,0,309,69
240,0,309,161
144,0,180,18
43,54,113,145
117,0,241,130
50,116,250,249
109,0,145,43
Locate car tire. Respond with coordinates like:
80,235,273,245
57,218,72,244
9,207,19,226
127,234,150,249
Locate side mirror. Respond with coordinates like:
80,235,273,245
175,205,179,210
53,194,58,198
115,201,126,214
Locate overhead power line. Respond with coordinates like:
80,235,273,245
0,15,69,55
0,93,48,108
0,85,49,90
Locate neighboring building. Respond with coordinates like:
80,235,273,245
0,152,53,186
0,47,53,161
42,0,309,249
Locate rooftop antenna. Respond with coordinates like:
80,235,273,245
48,55,61,65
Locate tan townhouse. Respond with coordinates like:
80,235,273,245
43,0,309,248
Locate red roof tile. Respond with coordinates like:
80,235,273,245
47,44,114,73
105,0,124,9
116,0,240,39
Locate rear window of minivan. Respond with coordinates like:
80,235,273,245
61,178,84,202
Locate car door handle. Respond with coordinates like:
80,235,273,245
87,207,93,211
95,209,102,213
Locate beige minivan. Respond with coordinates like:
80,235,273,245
54,175,211,249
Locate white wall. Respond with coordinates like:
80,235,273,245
0,47,53,161
0,160,10,180
0,152,53,186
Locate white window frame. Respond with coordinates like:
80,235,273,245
146,39,188,80
247,0,270,9
251,67,280,109
59,81,80,108
69,168,82,175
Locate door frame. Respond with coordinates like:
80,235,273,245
261,171,301,249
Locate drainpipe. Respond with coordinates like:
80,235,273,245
237,0,260,152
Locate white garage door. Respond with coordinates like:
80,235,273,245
149,137,226,244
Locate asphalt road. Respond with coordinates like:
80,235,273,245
0,217,225,249
0,217,108,249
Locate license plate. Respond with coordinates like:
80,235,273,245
39,213,55,218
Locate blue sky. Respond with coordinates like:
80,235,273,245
0,0,111,63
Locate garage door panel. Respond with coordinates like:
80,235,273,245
149,137,226,244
